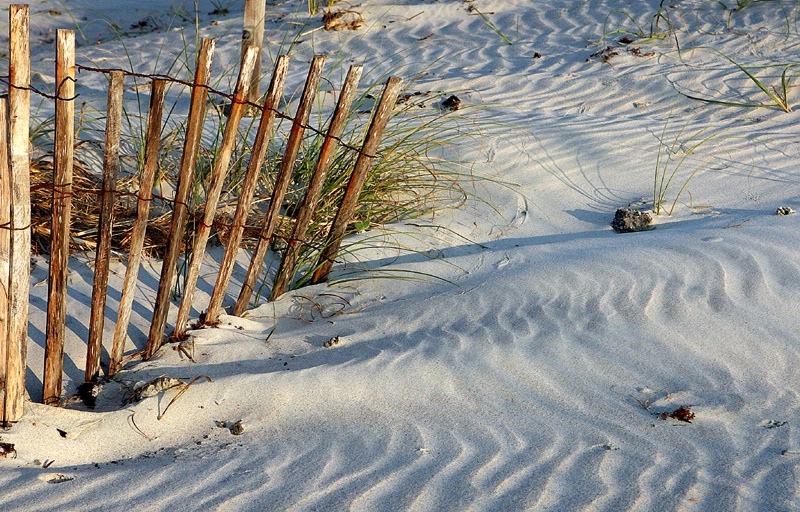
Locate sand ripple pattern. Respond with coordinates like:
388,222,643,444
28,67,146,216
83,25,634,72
3,219,799,511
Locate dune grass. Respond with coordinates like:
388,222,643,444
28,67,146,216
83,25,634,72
652,116,719,216
677,50,798,113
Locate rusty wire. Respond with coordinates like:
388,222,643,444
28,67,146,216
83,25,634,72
0,60,385,251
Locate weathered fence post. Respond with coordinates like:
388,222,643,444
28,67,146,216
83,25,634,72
85,70,123,382
145,38,215,359
271,65,363,300
172,47,259,339
311,77,403,285
205,55,289,325
43,28,75,406
242,0,266,105
4,4,31,422
233,55,326,317
109,79,166,376
0,97,11,424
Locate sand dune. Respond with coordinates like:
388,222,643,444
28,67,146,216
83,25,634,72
2,0,800,510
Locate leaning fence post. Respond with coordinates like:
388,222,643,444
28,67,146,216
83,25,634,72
0,97,11,424
4,4,31,422
145,38,215,360
109,79,166,376
271,64,363,300
85,70,123,382
43,28,75,406
172,46,259,339
232,55,326,317
204,55,289,325
311,77,403,285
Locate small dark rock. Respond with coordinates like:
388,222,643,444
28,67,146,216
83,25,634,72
0,441,16,458
230,421,244,436
611,208,654,233
442,95,461,111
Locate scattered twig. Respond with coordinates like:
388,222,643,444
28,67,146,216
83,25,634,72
174,341,196,362
128,411,152,441
157,375,212,421
322,9,364,31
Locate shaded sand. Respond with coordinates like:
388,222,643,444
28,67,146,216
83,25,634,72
2,0,800,510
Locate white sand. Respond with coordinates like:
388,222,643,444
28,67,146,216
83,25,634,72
2,0,800,510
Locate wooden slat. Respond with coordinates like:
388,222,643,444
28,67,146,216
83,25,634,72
242,0,266,105
43,28,74,406
145,38,215,360
5,4,31,421
270,65,363,300
311,77,403,285
0,97,10,424
109,79,166,376
172,46,260,339
85,70,124,382
232,55,326,317
205,55,289,324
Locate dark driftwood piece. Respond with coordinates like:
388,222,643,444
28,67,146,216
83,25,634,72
146,38,215,360
270,64,363,300
109,79,166,376
205,56,290,324
85,70,124,382
172,47,259,339
232,55,326,317
311,77,403,285
43,28,74,406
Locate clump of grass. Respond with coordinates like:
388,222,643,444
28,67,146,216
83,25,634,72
308,0,337,16
260,80,486,291
722,0,755,12
602,0,677,45
467,5,512,45
652,116,719,216
677,50,797,113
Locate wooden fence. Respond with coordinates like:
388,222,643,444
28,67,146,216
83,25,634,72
0,4,402,425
